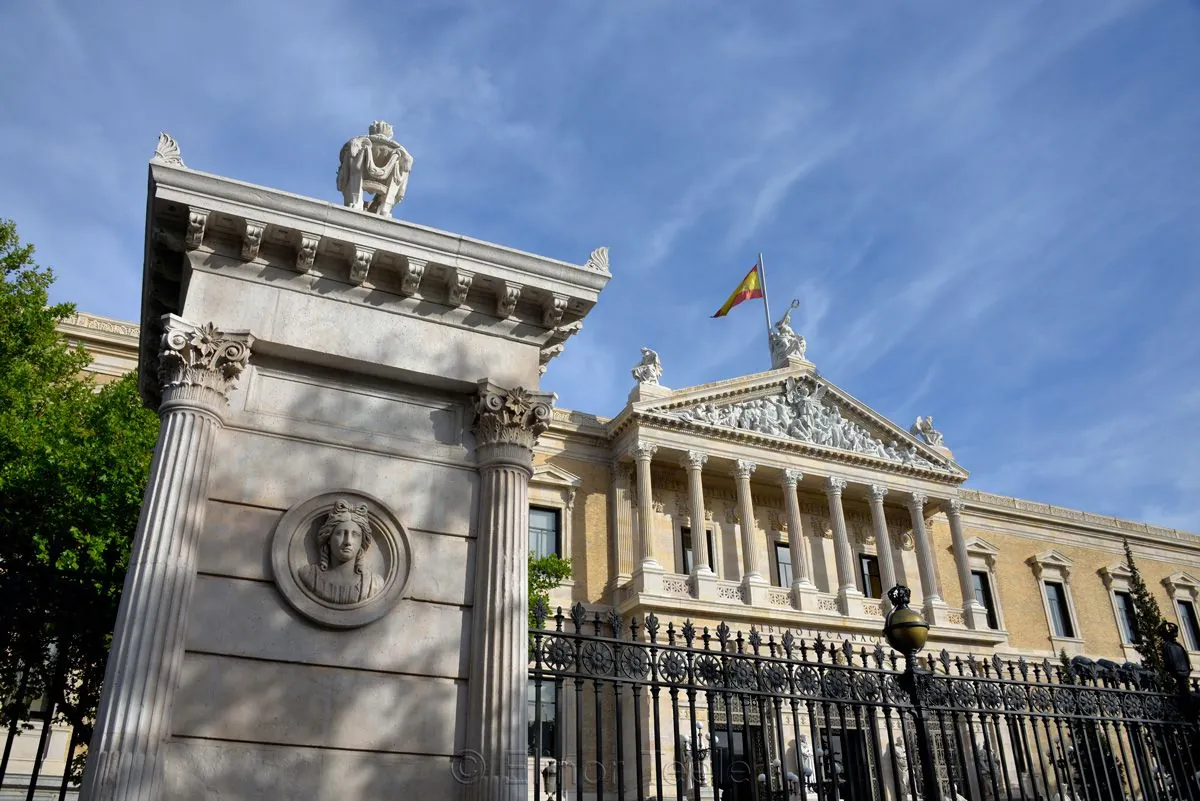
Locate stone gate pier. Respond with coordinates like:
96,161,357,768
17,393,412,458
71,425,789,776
79,126,608,801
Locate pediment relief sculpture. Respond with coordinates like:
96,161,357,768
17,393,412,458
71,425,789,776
271,490,412,629
674,377,939,469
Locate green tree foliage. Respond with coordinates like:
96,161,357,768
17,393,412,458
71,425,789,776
529,553,572,628
0,219,160,777
1123,537,1168,677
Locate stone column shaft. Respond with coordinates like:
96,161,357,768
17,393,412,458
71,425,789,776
633,443,659,568
947,498,987,629
683,451,711,574
781,469,812,588
868,485,899,610
465,383,553,801
908,493,946,622
824,477,860,603
611,463,635,582
81,316,252,801
733,461,762,581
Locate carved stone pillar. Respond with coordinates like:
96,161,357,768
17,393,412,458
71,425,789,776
631,441,664,595
907,492,948,625
682,451,717,601
733,460,763,585
464,382,553,801
825,477,863,615
867,484,899,613
781,468,818,611
80,316,252,801
611,461,635,588
947,497,987,629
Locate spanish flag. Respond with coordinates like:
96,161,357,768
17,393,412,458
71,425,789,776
711,264,764,318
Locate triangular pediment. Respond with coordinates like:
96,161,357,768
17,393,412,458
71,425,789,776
531,463,583,490
629,368,965,478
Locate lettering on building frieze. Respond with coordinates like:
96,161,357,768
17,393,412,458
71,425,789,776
271,490,412,629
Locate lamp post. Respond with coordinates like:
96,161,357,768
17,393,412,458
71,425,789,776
883,584,941,801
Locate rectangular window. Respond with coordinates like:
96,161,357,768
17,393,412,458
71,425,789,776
529,507,560,559
971,571,1000,630
1114,590,1139,645
858,554,882,598
1179,600,1200,651
1045,581,1075,639
681,527,715,575
527,679,558,757
775,542,793,588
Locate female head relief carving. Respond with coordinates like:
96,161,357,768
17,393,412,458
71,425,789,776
299,499,384,605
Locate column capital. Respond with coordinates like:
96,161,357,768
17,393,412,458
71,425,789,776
681,450,708,470
631,441,658,462
908,491,928,510
732,459,756,480
868,484,889,503
947,497,966,514
474,382,554,452
824,476,848,496
157,314,254,414
781,468,803,487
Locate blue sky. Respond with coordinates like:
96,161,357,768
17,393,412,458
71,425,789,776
2,1,1198,530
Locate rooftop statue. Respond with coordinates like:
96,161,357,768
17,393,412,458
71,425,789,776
337,121,413,217
631,347,663,385
768,299,806,368
910,415,946,448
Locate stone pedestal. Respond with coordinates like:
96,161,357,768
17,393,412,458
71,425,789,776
80,317,252,801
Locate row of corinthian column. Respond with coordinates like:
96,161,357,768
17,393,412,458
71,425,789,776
617,442,988,629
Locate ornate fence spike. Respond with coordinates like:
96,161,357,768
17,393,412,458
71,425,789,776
554,605,565,632
842,639,854,664
992,653,1004,676
607,608,623,638
872,642,885,668
858,645,869,668
768,633,778,658
667,620,677,646
716,621,731,648
782,629,796,657
570,601,587,631
799,635,810,661
735,629,746,654
748,628,762,653
630,615,641,641
813,634,826,660
1017,655,1029,679
532,596,550,628
646,611,660,641
682,619,696,645
940,648,951,673
592,610,603,635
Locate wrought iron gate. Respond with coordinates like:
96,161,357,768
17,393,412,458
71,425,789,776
529,602,1200,801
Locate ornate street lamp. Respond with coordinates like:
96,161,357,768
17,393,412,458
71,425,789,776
883,585,941,801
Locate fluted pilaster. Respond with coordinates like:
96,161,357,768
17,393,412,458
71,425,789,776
733,460,763,582
633,442,659,568
907,492,947,624
682,451,711,575
780,469,812,588
464,382,553,801
611,461,635,583
946,497,987,629
81,316,252,801
824,476,862,614
867,484,899,611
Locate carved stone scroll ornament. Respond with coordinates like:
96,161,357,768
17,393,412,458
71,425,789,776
156,315,253,412
631,347,663,385
585,246,610,273
151,132,185,167
675,377,938,468
474,384,555,451
271,490,411,629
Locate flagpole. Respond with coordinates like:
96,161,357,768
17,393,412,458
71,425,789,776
757,252,773,353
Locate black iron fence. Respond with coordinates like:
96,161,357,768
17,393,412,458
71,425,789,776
529,595,1200,801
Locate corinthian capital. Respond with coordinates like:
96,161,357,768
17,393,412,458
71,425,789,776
781,468,803,487
631,441,658,462
157,315,254,412
947,497,966,514
824,476,847,496
908,492,927,511
682,450,708,471
733,460,756,480
473,382,555,451
868,484,889,503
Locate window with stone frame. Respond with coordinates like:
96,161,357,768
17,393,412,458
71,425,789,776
966,537,1006,633
774,541,793,588
1028,549,1083,653
528,463,581,589
858,553,882,598
681,526,717,576
1099,561,1143,659
529,507,561,559
1163,572,1200,653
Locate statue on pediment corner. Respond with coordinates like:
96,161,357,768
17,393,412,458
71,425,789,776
910,415,945,448
768,299,806,368
631,347,662,385
337,121,413,217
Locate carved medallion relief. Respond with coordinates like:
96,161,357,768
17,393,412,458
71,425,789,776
271,490,412,629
